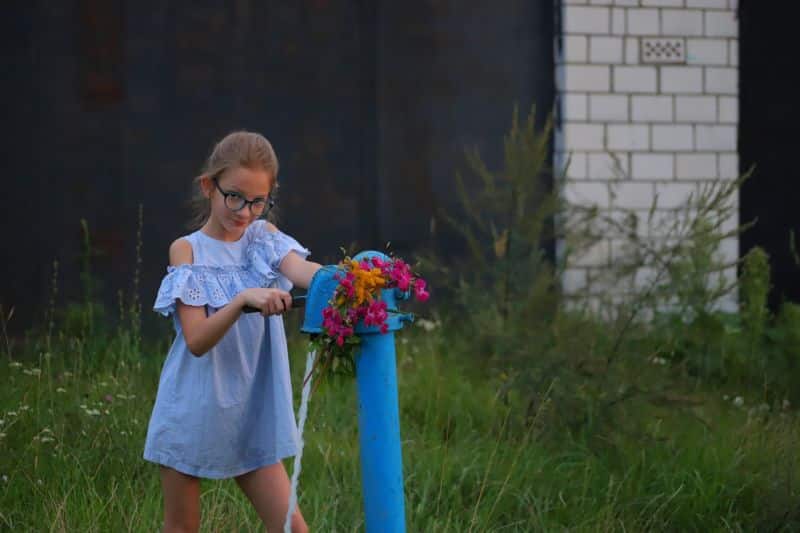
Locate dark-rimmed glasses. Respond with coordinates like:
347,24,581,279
213,177,274,216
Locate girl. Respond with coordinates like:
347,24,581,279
143,131,320,532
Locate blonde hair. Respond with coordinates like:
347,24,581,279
188,131,280,229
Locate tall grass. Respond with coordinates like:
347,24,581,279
2,309,800,531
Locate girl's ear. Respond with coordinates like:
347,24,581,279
199,175,213,199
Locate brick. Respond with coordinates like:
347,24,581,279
558,65,611,92
562,268,588,293
718,153,739,179
696,125,736,150
590,0,614,4
608,124,650,150
589,94,629,121
718,237,738,263
588,152,629,179
564,6,611,34
720,208,738,235
662,10,704,36
613,0,641,5
559,151,588,178
571,239,610,267
729,39,738,66
564,123,606,150
611,181,655,209
718,96,737,123
687,0,727,7
676,153,717,178
660,66,703,93
632,153,675,179
625,37,639,64
612,8,626,35
614,66,658,92
564,180,611,207
627,9,660,35
565,0,589,4
705,67,737,94
653,124,694,150
563,92,588,121
675,95,717,122
564,35,588,63
643,0,683,5
631,95,673,122
686,38,728,64
654,182,697,208
590,36,624,63
705,10,737,37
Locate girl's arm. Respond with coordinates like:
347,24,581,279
265,222,322,289
171,238,289,357
278,251,322,289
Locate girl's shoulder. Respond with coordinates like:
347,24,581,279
168,236,195,267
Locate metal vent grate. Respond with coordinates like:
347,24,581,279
641,38,685,64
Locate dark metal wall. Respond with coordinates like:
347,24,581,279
0,1,554,334
739,3,800,309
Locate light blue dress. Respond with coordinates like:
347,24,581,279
143,220,308,479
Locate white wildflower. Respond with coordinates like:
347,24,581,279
39,436,55,443
63,371,73,378
56,387,66,393
86,409,101,416
1,475,7,482
0,419,4,426
22,368,41,376
19,405,30,412
723,395,730,401
0,433,5,439
733,396,744,407
7,411,17,417
9,361,22,368
650,356,668,366
416,318,438,332
36,479,42,485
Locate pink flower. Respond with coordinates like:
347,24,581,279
413,278,430,302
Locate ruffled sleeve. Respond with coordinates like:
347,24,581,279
153,263,259,316
246,221,311,291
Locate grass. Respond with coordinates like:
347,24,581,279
2,309,800,532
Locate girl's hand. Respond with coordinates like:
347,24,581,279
237,288,292,316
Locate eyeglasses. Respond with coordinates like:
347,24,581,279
213,177,274,216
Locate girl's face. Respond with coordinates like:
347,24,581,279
202,166,273,239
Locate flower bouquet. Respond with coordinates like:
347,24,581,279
307,254,429,386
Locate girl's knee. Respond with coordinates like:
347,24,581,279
290,514,309,533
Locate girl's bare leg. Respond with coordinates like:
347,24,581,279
234,461,309,532
159,466,201,533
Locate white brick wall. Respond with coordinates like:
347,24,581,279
556,0,739,304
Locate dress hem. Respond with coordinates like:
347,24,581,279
143,446,298,480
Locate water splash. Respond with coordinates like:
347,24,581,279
284,349,316,533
